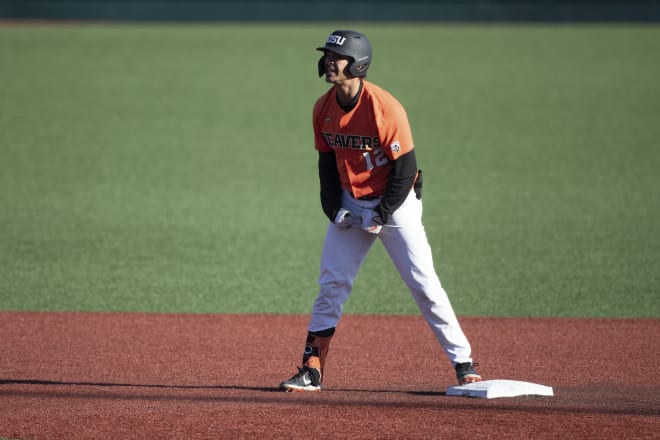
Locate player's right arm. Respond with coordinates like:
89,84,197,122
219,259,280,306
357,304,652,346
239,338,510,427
313,94,342,222
318,151,342,222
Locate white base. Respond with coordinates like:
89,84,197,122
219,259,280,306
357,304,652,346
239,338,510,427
446,380,554,399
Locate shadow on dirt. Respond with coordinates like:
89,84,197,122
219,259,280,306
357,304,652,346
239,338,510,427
2,378,657,418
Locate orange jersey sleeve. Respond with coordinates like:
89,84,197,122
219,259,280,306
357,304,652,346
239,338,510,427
312,81,414,199
313,88,336,154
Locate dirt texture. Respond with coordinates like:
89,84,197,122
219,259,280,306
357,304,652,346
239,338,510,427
1,312,658,439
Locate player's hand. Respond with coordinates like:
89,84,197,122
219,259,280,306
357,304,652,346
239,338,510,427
362,209,384,234
334,208,359,229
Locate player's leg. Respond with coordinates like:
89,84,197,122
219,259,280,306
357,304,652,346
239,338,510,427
309,223,376,375
280,223,377,392
310,222,377,330
379,191,480,384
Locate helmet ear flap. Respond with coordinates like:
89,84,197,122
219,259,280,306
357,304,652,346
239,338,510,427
351,62,369,77
318,55,326,77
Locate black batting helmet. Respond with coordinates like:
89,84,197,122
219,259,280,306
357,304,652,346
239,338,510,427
317,30,372,78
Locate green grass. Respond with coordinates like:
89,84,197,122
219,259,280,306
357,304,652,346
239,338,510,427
1,23,658,317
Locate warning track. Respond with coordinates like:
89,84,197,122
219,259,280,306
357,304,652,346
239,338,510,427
1,312,658,439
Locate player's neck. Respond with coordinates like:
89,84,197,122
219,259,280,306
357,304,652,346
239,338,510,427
335,78,363,111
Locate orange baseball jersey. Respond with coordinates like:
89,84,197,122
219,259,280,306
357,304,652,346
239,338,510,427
313,81,414,199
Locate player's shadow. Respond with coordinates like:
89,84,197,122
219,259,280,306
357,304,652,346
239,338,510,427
0,378,278,393
0,378,447,395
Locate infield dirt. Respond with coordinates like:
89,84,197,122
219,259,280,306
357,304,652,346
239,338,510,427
1,312,658,439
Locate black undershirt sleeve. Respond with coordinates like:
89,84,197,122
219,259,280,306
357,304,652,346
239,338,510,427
377,149,418,224
318,151,342,222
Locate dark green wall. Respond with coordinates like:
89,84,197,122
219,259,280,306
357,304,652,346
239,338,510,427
1,0,659,22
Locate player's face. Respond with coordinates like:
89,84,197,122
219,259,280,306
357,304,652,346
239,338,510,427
323,51,352,83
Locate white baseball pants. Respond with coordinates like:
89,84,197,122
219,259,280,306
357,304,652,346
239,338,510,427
308,189,474,366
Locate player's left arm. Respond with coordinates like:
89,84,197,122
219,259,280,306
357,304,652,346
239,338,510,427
374,97,417,224
375,149,418,223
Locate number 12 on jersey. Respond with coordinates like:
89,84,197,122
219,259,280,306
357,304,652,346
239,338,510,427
362,148,388,170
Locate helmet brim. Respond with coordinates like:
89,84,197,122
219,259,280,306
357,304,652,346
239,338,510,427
316,46,354,60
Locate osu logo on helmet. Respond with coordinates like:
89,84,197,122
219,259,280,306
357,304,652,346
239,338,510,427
327,35,346,45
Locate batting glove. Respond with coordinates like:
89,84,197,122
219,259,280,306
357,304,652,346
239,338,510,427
334,208,360,229
362,209,384,234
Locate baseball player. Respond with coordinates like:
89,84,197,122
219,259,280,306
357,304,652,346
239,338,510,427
280,30,481,392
